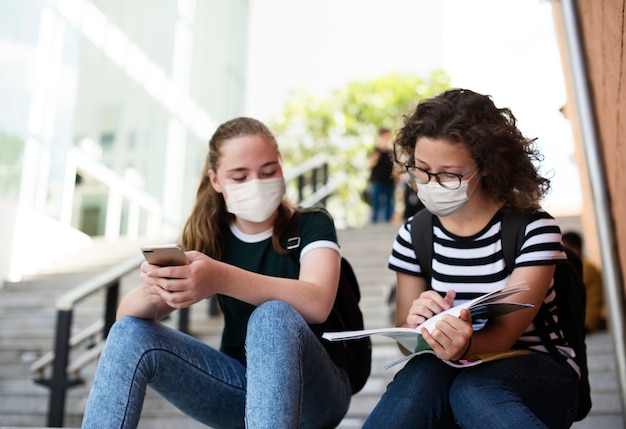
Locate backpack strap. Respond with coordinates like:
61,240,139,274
284,211,304,256
412,209,529,280
500,211,532,271
501,211,570,361
409,208,434,283
283,208,335,258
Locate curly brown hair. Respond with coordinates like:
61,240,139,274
180,117,295,259
393,88,550,211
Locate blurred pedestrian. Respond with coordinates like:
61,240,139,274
562,230,606,332
367,128,396,222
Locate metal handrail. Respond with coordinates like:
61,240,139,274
559,0,626,420
31,256,143,427
32,155,335,427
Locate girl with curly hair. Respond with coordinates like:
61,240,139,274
364,89,579,428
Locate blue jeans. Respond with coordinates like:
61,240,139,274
82,300,351,429
370,183,395,222
363,353,579,429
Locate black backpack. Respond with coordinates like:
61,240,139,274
410,209,591,421
286,211,372,394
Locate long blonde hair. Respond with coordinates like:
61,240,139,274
180,117,295,259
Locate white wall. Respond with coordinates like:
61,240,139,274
0,198,91,284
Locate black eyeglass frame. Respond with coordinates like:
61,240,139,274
404,164,479,190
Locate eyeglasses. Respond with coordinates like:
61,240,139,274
405,164,479,190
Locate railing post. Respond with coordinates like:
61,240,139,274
312,167,319,194
179,308,189,334
47,308,80,427
104,282,119,337
298,175,305,202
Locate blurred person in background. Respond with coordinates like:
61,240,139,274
367,128,396,223
562,230,605,332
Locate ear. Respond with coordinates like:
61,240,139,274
208,169,223,193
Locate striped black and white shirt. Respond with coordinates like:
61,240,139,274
389,209,578,373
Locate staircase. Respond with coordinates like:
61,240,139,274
0,222,623,428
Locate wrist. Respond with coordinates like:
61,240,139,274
459,337,472,360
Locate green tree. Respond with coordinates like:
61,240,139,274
271,70,450,227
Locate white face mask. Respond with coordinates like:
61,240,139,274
416,173,479,217
224,177,285,223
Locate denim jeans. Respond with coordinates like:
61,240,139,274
370,183,395,223
82,300,351,429
363,352,579,429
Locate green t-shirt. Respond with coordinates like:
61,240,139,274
219,210,339,364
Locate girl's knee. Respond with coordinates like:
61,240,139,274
112,315,151,336
253,299,293,315
246,301,307,351
106,316,160,351
248,300,300,331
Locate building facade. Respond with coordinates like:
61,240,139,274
0,0,250,281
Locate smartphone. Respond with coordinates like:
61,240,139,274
141,244,189,266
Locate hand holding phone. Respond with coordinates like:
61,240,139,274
141,244,189,266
